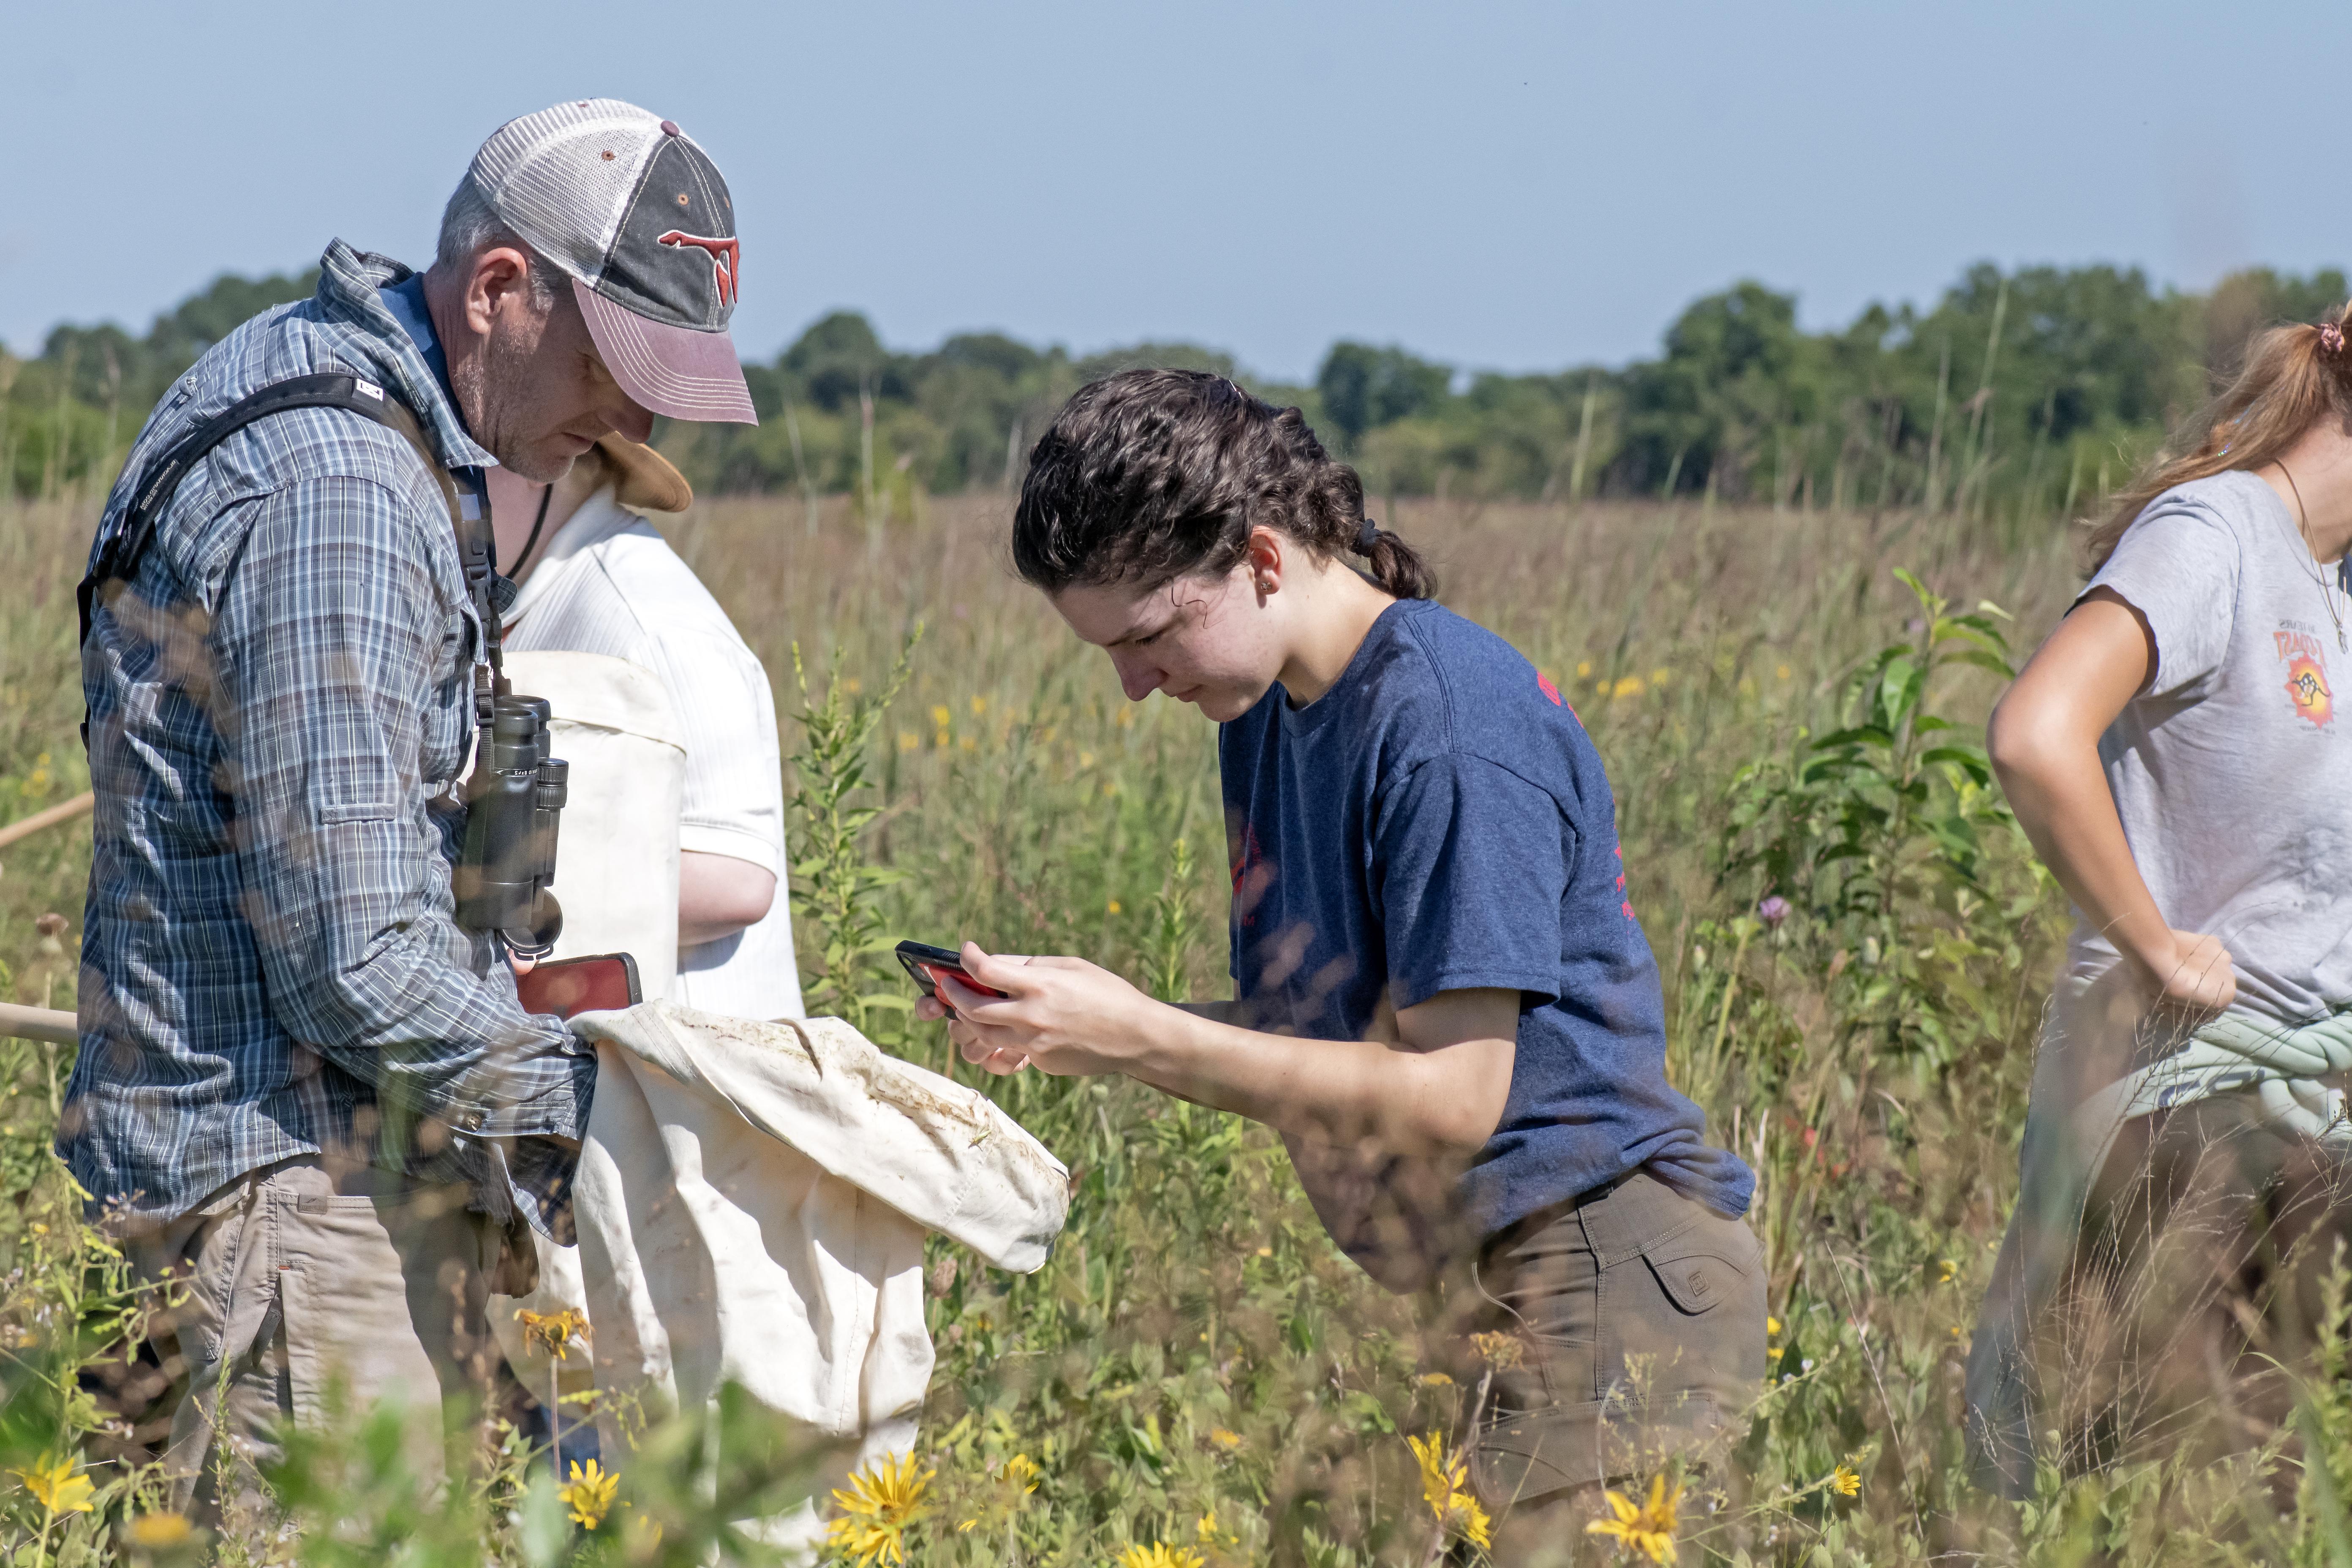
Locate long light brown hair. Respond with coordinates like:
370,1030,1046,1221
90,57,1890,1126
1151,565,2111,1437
2087,300,2352,569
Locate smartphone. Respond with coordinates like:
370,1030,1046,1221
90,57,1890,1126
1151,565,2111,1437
516,952,642,1020
895,939,1009,1020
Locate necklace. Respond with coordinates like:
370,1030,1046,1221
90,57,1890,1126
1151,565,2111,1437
2274,460,2348,651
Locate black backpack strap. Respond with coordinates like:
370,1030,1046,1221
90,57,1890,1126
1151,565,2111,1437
78,372,456,648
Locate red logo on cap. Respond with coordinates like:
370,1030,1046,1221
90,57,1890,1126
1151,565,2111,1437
658,231,739,307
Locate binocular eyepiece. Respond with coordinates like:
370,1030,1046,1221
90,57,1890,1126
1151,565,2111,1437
455,692,568,958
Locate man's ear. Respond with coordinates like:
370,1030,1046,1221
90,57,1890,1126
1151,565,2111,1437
462,247,534,338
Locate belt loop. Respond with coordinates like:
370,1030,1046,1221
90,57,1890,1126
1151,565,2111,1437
1575,1171,1640,1268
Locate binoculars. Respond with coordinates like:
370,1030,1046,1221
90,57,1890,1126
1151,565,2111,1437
455,692,569,958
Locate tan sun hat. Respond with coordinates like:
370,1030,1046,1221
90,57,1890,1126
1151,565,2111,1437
596,434,694,514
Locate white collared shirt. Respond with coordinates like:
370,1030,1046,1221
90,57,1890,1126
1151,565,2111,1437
503,486,803,1020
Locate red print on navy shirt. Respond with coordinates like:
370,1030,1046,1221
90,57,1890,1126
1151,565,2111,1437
1616,844,1633,920
1538,669,1581,724
1230,821,1268,929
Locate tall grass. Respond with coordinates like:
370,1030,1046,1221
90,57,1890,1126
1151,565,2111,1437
0,488,2346,1562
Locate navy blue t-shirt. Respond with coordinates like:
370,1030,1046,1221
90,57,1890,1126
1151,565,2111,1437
1221,599,1752,1275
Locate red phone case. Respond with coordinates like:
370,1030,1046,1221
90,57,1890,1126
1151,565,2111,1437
516,953,642,1019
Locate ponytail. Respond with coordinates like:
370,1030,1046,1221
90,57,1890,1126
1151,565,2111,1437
1013,369,1437,601
1353,517,1438,601
2086,302,2352,569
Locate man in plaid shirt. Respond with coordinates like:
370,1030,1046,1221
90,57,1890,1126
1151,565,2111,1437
69,101,756,1508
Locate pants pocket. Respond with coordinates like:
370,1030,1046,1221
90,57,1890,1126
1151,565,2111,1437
1608,1207,1769,1411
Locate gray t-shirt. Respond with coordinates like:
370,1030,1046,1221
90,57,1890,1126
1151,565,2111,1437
2077,468,2352,1024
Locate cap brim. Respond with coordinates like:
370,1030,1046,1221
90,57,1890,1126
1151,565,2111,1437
575,278,757,425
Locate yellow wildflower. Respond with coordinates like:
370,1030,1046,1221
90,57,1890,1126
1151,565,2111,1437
1649,667,1671,685
1576,660,1593,677
1936,1258,1957,1283
514,1306,588,1361
559,1458,617,1530
956,1451,1038,1533
1612,675,1645,699
15,1455,95,1516
1776,663,1792,681
1197,1509,1239,1545
970,695,988,716
898,731,919,752
1405,1430,1493,1549
1766,1316,1782,1336
1106,899,1123,915
1470,1331,1525,1369
1586,1471,1680,1563
1118,1545,1204,1568
931,705,952,729
1418,1371,1454,1388
1208,1428,1243,1451
1831,1461,1862,1498
126,1511,193,1546
825,1451,933,1567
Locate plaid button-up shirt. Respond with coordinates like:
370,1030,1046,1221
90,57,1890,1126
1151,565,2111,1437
65,240,594,1233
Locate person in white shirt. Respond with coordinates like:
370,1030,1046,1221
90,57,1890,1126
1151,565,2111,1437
485,437,804,1020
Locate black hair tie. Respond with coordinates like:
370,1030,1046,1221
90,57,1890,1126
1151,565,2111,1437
1354,517,1380,555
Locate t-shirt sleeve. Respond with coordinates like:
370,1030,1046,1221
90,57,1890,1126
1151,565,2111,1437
2084,497,2243,700
1372,753,1570,1013
644,626,787,876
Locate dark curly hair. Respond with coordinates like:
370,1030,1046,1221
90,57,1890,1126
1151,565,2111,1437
1011,369,1436,601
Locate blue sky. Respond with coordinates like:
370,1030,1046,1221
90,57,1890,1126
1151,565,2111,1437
4,0,2344,381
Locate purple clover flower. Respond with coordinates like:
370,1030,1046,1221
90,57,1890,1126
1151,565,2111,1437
1757,895,1791,927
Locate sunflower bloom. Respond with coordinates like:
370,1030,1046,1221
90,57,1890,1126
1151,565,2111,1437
825,1451,934,1567
1405,1431,1494,1550
558,1458,618,1530
1586,1472,1681,1563
14,1455,95,1516
1830,1462,1861,1497
1118,1545,1204,1568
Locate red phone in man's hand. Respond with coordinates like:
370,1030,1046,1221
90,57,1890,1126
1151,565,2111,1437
516,952,642,1019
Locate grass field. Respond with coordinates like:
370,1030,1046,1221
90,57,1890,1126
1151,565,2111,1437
2,488,2349,1564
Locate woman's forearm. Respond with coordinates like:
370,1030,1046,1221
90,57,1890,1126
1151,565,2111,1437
1993,737,2173,973
1128,1007,1513,1156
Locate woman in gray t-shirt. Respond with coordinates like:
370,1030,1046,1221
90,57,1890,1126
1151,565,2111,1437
1966,308,2352,1492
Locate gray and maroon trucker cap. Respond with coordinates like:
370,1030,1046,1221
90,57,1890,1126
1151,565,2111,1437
466,99,756,424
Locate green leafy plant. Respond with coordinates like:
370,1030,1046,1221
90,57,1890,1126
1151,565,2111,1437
787,627,922,1041
1724,566,2039,1070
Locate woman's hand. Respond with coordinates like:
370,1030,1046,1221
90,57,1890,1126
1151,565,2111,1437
2129,927,2238,1019
912,943,1169,1078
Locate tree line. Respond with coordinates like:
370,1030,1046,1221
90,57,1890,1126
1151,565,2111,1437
5,260,2344,525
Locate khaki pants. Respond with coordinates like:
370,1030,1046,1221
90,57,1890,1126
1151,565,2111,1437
1465,1171,1767,1564
128,1158,518,1517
